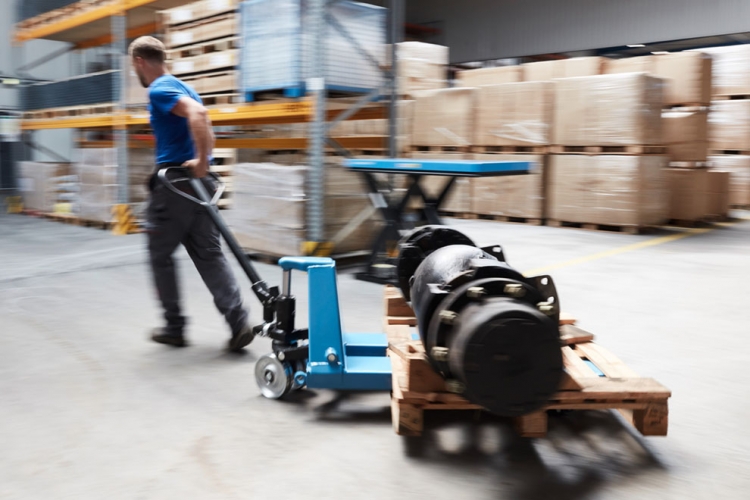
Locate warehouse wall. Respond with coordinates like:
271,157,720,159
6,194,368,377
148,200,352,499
405,0,750,62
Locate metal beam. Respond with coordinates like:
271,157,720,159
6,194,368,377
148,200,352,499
307,0,326,243
76,22,158,49
113,6,129,205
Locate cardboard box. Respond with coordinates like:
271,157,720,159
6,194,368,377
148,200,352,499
662,108,709,162
166,15,238,49
666,167,708,221
523,57,603,82
471,154,545,219
603,56,654,75
169,49,239,76
412,87,477,147
552,73,664,146
457,66,522,87
709,155,750,206
393,42,448,96
706,170,730,218
547,155,668,226
475,81,553,146
162,0,238,26
653,52,712,106
17,162,70,213
184,71,238,95
709,100,750,151
698,45,750,97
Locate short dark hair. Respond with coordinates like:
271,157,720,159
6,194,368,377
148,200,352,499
129,36,166,64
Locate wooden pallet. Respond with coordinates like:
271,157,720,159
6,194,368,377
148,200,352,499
472,145,548,154
549,145,668,155
669,161,710,168
164,12,238,49
710,150,750,156
713,94,750,101
438,210,477,220
183,70,238,95
384,287,670,438
546,219,655,235
22,211,113,230
167,36,240,59
23,103,116,120
473,213,544,226
201,93,241,106
411,145,472,154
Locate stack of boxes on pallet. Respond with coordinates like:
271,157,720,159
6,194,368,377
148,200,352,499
705,45,750,211
161,0,240,106
224,162,377,256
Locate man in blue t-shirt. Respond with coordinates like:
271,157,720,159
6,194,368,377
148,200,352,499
129,36,253,351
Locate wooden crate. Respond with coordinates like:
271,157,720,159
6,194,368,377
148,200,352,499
384,286,671,438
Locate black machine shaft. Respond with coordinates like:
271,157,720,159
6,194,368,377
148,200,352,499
396,226,563,417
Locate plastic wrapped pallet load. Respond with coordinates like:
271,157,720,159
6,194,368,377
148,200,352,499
709,100,750,151
240,0,385,98
710,155,750,207
456,66,522,87
665,168,708,221
225,163,378,256
548,155,668,227
17,162,71,213
394,42,448,96
552,73,664,147
662,108,709,162
603,52,711,106
474,81,553,147
698,45,750,97
470,154,545,220
522,57,604,82
412,87,477,148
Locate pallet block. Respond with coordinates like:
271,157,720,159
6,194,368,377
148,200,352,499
383,286,671,438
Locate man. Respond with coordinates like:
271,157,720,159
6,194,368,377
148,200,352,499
129,36,253,351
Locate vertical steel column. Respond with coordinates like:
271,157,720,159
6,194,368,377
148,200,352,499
306,0,326,243
388,0,404,159
112,2,129,204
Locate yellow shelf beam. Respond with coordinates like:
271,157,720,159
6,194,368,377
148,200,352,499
14,0,161,43
21,101,387,130
77,136,389,150
75,21,158,49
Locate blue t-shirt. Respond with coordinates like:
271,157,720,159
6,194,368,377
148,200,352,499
148,75,203,165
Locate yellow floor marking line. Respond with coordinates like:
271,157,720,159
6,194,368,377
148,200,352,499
523,217,750,276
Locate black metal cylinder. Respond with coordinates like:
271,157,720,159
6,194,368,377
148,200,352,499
396,226,564,417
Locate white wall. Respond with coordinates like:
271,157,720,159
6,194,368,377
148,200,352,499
405,0,750,62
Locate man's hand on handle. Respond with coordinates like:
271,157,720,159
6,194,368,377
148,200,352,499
182,158,209,178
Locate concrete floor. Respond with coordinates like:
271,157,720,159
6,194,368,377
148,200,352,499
1,212,749,500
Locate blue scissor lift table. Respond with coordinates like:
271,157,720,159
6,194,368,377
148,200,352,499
343,158,533,285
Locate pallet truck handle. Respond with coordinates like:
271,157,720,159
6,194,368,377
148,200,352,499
156,167,276,309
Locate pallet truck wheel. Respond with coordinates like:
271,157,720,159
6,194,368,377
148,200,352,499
255,353,293,399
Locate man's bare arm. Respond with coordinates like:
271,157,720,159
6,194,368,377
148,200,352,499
172,96,213,177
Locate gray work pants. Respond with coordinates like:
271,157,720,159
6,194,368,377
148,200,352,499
146,174,248,335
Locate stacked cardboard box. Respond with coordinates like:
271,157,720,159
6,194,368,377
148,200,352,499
471,154,545,220
548,72,668,228
456,66,522,87
412,87,477,149
225,162,378,256
162,0,240,101
522,57,604,82
699,45,750,209
394,42,448,97
548,155,668,228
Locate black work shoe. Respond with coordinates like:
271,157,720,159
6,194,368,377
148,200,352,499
228,324,255,352
151,328,188,347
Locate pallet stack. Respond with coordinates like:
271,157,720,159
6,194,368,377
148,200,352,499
704,45,750,211
546,72,669,233
408,87,477,215
161,0,241,106
606,52,718,224
224,162,378,257
469,81,552,224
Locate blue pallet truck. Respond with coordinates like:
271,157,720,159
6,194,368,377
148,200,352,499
156,157,532,398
